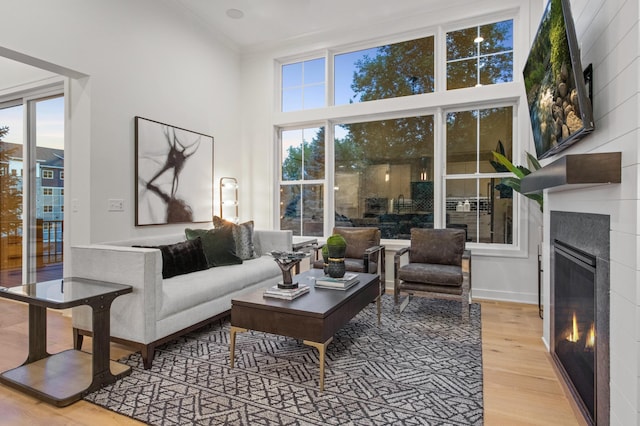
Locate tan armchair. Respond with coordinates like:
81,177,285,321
394,228,471,320
313,227,385,292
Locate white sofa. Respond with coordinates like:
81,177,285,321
70,229,292,368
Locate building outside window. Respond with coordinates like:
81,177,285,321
276,18,517,245
42,170,53,179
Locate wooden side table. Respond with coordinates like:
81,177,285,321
0,278,132,406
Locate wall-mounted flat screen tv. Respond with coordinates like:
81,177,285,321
523,0,594,160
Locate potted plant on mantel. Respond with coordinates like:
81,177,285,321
325,233,347,278
491,140,544,212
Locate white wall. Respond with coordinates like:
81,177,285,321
539,0,640,424
0,0,243,260
0,57,57,90
239,0,545,303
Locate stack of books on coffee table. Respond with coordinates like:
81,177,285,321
314,273,359,290
263,284,309,300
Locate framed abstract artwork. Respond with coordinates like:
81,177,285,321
135,116,213,226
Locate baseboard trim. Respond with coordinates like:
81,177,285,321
471,289,538,305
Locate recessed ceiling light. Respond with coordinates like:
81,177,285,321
226,8,244,19
474,36,484,43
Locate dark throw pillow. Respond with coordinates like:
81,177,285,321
212,216,257,260
185,227,243,267
135,238,209,279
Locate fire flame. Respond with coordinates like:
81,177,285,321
586,323,596,349
566,312,579,343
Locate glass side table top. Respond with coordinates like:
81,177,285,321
0,277,132,308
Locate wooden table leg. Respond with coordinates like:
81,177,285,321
229,326,247,368
26,305,49,364
303,337,333,391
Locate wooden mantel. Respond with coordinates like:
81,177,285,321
520,152,621,194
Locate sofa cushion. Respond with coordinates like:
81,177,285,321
213,216,257,260
136,238,208,279
158,256,280,320
185,227,243,267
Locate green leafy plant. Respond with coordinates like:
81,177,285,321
326,233,347,258
491,141,544,211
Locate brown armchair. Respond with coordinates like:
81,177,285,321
313,227,385,291
394,228,471,320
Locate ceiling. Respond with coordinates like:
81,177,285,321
174,0,449,50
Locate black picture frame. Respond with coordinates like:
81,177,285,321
135,116,213,226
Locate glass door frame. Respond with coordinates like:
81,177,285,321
0,84,64,284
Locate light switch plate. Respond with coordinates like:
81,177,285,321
108,199,124,211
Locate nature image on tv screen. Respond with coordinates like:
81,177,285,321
523,0,585,159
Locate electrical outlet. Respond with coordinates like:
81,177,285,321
108,199,124,211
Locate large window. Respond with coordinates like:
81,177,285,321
0,92,65,285
445,106,513,243
277,16,519,246
280,127,325,236
334,116,434,239
334,36,434,105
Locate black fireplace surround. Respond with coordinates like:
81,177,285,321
550,211,610,426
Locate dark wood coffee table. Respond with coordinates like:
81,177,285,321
229,268,380,391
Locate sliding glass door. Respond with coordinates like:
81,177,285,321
0,92,64,286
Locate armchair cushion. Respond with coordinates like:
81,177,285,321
398,262,462,287
409,228,465,266
334,227,380,259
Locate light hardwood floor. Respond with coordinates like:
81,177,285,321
0,298,583,425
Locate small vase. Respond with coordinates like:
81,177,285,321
327,259,346,278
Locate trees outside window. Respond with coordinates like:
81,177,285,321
447,20,514,90
0,126,22,246
335,36,434,105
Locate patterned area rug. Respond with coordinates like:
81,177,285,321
85,295,483,425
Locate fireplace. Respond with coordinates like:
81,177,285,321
550,211,610,426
